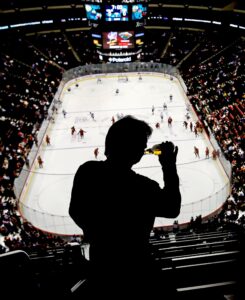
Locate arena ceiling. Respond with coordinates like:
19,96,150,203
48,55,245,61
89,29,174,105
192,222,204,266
0,0,244,32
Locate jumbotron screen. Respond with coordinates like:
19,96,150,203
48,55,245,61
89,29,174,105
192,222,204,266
102,31,135,49
132,4,147,20
105,4,129,21
85,4,102,21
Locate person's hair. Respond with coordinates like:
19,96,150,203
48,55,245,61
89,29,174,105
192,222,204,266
104,115,152,157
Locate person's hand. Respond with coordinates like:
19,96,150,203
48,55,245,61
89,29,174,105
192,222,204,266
158,141,178,168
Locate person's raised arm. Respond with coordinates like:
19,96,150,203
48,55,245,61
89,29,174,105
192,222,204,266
158,141,181,218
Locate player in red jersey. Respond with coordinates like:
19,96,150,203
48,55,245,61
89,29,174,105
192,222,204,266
168,116,173,127
194,126,199,137
190,121,193,132
46,135,51,146
205,147,209,158
71,126,76,136
194,146,200,158
94,147,99,159
78,128,86,138
37,155,43,168
212,149,217,159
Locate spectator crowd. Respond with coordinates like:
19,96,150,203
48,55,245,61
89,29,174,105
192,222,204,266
0,29,244,254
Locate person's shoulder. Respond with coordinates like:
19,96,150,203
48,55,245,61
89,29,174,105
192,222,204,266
76,160,104,173
134,171,159,188
83,160,103,166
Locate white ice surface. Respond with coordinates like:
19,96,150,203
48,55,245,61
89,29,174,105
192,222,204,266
20,73,229,235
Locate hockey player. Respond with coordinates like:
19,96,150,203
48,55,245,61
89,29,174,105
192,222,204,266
71,126,76,136
115,88,119,95
169,94,173,102
168,116,173,127
163,102,167,110
155,122,160,129
185,112,190,120
212,149,217,160
90,112,95,121
25,157,30,169
195,121,203,133
94,147,99,159
34,134,38,147
37,155,43,168
62,109,67,118
190,121,193,132
185,112,191,121
205,147,209,159
160,112,164,123
78,128,86,138
194,146,200,158
46,135,51,146
152,105,155,115
194,126,199,137
183,120,188,129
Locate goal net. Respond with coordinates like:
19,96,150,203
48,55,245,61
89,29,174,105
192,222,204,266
117,75,128,82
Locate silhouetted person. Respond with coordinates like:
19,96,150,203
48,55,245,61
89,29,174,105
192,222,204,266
69,115,181,299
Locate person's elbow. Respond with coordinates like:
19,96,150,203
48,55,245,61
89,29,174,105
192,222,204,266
69,196,76,219
168,206,181,218
167,193,181,218
68,204,73,218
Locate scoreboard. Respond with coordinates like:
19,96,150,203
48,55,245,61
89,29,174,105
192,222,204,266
82,0,148,62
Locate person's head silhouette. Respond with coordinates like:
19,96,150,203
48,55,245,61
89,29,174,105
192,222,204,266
104,115,152,167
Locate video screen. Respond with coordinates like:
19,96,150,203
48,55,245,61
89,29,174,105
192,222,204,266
85,4,102,21
103,31,134,49
132,4,147,20
105,4,129,21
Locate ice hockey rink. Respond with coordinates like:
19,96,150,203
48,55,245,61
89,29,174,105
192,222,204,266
19,73,230,235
